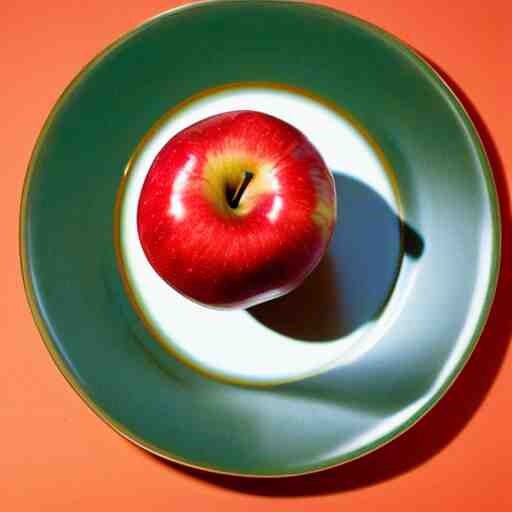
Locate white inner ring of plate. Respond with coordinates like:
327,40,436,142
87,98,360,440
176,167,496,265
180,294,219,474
119,86,403,385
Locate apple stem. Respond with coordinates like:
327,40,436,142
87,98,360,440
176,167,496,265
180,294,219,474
229,171,254,208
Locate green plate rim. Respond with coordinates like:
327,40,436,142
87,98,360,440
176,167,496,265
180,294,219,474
19,0,502,477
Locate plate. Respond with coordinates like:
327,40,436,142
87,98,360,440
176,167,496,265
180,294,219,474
21,1,500,476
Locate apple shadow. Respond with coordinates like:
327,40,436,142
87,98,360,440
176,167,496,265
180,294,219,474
248,173,424,341
140,58,511,495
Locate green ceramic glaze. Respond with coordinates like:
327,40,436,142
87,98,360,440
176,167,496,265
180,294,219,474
21,1,500,476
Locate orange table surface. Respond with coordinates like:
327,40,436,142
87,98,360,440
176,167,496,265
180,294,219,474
3,1,511,510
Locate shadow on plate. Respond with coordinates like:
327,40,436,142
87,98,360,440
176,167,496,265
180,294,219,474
248,173,423,341
139,59,510,495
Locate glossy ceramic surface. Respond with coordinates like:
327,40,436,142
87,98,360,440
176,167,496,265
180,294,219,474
21,1,500,476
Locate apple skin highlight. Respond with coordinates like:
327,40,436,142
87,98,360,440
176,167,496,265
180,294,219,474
137,111,337,309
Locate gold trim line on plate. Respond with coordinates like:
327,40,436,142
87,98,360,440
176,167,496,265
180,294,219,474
114,80,405,388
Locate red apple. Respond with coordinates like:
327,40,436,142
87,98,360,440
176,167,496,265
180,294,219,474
137,110,336,308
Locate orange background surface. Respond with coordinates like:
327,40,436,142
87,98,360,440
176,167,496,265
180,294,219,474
3,1,511,509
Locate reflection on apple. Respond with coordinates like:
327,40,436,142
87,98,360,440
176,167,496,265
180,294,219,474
137,110,336,308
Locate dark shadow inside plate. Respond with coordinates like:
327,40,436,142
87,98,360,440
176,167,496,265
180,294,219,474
248,173,424,341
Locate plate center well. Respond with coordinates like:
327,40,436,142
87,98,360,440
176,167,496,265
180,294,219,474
117,83,407,385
